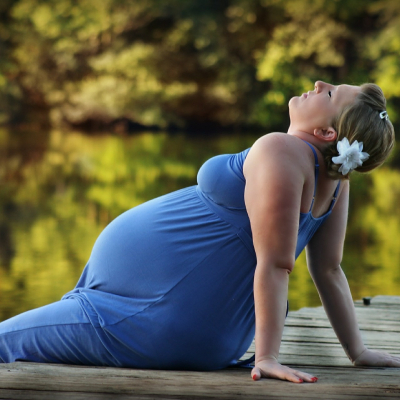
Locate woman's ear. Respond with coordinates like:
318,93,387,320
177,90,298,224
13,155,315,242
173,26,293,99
313,127,337,142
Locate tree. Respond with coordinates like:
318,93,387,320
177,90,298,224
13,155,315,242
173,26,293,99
0,0,399,134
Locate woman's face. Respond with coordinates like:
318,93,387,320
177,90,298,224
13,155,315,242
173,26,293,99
288,81,360,132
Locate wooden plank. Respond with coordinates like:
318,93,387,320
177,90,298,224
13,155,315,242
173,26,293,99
0,363,400,400
0,389,134,400
285,318,400,332
293,308,400,322
242,294,400,368
282,326,400,344
358,295,400,305
0,295,398,399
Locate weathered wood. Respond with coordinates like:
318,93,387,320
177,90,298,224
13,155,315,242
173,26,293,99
285,318,400,332
281,327,400,345
0,363,399,399
292,309,400,323
0,295,398,400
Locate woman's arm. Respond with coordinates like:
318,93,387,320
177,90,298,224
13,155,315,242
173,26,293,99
307,181,400,367
306,181,366,361
244,134,317,383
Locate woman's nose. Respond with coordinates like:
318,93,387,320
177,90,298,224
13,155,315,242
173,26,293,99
314,81,325,92
315,80,334,93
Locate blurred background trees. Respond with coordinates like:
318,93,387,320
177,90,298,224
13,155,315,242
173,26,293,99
1,0,400,134
1,0,400,318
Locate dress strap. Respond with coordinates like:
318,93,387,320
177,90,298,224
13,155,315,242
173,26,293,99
301,141,319,212
328,181,341,212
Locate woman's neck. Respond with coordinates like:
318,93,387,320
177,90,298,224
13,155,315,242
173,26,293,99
287,127,329,153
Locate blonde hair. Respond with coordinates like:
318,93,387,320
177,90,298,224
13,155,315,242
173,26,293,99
323,83,395,180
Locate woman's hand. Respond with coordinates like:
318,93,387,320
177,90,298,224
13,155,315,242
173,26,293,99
251,358,318,383
353,348,400,367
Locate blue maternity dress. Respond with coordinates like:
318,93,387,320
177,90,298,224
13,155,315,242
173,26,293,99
0,141,339,370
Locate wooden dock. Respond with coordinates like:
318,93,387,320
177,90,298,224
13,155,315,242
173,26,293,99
0,295,399,399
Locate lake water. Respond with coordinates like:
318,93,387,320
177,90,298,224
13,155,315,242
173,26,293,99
0,128,399,321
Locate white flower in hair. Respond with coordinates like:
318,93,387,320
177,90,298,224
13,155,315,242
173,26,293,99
332,137,370,175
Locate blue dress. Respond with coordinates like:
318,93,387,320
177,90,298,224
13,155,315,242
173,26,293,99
0,142,339,370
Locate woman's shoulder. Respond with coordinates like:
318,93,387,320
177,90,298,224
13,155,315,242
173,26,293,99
248,132,309,164
244,133,310,179
253,131,288,144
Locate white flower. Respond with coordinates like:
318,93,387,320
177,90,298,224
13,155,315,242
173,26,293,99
332,137,370,175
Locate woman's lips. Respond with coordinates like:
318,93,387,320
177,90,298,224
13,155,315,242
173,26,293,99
302,93,308,98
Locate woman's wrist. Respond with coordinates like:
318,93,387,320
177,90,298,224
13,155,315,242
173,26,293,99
255,354,278,364
352,346,368,364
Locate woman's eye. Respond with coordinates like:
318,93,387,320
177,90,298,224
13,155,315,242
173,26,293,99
328,90,332,98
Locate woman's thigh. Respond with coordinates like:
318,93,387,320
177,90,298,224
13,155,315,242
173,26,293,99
0,299,115,365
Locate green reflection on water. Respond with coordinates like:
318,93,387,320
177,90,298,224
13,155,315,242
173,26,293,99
0,129,399,321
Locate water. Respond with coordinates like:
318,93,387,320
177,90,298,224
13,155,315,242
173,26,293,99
0,128,399,321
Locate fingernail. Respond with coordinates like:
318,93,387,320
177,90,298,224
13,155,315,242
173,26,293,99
298,379,303,383
252,374,257,381
312,377,318,382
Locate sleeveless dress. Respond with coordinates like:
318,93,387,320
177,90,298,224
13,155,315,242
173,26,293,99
0,141,339,370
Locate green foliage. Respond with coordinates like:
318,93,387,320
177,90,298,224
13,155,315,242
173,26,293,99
1,0,400,321
362,0,400,124
344,168,400,295
1,0,399,131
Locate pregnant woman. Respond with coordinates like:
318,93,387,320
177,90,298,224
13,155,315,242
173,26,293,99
1,81,399,383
